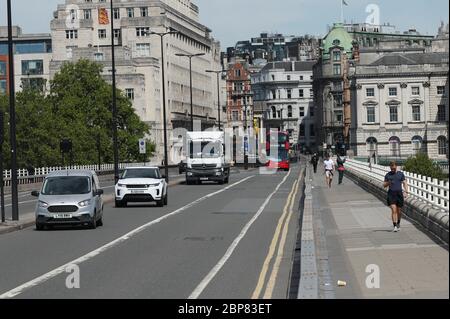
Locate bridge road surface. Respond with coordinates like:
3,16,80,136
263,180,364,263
0,164,304,299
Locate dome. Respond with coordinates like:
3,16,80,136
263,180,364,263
321,23,354,59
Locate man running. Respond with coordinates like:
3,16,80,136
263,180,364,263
384,161,409,232
323,155,335,189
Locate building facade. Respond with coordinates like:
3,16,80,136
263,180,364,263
49,0,224,163
350,52,449,160
252,61,316,151
0,26,52,94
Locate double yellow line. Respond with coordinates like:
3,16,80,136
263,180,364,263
252,170,302,299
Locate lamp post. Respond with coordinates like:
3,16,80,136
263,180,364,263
205,69,225,131
110,0,119,185
146,28,179,183
7,0,19,221
243,93,249,170
175,53,205,131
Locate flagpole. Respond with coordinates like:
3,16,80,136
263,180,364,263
341,0,344,23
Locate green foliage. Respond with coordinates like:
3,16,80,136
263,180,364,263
403,153,446,180
0,59,154,169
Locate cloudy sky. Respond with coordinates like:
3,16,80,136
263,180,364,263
0,0,448,48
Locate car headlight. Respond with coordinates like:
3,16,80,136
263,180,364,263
78,200,91,207
117,183,126,188
149,183,161,187
38,201,49,208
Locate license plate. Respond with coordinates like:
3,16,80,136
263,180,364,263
131,190,146,194
53,213,72,219
200,178,209,181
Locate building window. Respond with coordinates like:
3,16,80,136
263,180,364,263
299,124,305,137
437,86,446,95
335,110,343,124
0,80,7,94
287,75,291,81
136,43,150,57
366,137,378,157
83,9,92,20
0,61,6,76
125,88,135,100
140,7,148,17
300,76,303,81
271,90,276,99
22,60,44,75
271,106,277,119
438,105,446,122
389,106,398,122
389,136,401,157
310,124,315,137
366,88,375,97
21,77,45,92
127,8,134,18
287,105,293,118
271,74,275,81
411,136,423,155
235,69,241,77
287,89,292,99
232,110,239,121
438,136,448,156
94,53,104,61
310,107,315,117
65,30,78,39
412,86,420,96
114,29,121,39
113,8,120,19
98,29,107,39
136,27,150,37
299,107,305,117
333,64,341,75
389,87,397,97
333,51,341,61
299,89,304,98
412,104,421,121
367,107,375,123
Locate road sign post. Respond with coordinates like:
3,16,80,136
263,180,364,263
139,139,146,164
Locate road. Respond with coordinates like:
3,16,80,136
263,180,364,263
0,164,304,299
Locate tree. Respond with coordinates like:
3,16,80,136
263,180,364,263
403,153,446,180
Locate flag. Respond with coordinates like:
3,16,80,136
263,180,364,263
98,8,110,25
342,0,349,5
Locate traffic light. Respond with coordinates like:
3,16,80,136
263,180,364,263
60,139,73,153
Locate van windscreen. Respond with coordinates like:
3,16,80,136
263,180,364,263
42,176,91,195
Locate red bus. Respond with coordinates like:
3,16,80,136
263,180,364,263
265,131,290,171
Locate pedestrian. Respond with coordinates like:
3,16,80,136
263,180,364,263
336,154,346,185
323,155,335,189
383,161,409,233
26,163,35,184
310,153,319,174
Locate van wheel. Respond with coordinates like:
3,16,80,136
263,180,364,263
89,214,97,229
97,217,103,227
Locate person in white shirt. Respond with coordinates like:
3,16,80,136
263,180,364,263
323,155,335,189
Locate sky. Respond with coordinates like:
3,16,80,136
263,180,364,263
0,0,448,48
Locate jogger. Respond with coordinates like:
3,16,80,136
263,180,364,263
383,161,409,232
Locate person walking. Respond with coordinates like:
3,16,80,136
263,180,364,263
336,155,346,185
323,155,335,189
383,161,409,232
311,153,319,174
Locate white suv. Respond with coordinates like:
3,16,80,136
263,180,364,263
115,167,168,208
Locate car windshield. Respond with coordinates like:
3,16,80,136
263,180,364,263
42,176,91,195
122,169,160,179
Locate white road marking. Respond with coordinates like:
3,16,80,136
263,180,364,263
189,170,292,299
0,175,254,299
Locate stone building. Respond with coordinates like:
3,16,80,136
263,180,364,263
49,0,224,163
252,61,316,151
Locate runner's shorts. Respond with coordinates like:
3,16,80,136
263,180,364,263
387,191,404,208
325,170,334,178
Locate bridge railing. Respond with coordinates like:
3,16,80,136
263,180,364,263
344,159,449,213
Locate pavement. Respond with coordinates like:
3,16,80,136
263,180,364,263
309,165,449,299
0,164,304,299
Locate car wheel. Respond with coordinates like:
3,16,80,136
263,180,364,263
115,200,122,208
157,199,164,207
164,193,168,206
36,223,44,231
97,217,103,227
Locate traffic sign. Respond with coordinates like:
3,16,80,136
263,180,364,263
139,139,146,154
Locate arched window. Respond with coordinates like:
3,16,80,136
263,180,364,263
271,106,277,119
366,137,378,157
389,136,401,157
438,136,448,156
287,105,293,118
411,136,423,155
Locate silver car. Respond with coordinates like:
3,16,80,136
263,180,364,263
32,170,104,230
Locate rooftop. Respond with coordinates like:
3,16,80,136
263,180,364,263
370,52,449,66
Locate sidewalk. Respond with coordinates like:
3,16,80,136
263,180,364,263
310,167,449,299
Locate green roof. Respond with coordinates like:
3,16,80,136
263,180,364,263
322,23,354,59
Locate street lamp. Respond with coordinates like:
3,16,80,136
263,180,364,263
175,53,206,131
205,69,226,131
110,0,119,185
145,28,179,183
7,0,19,221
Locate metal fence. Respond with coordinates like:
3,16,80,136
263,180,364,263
345,159,449,213
1,162,158,187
